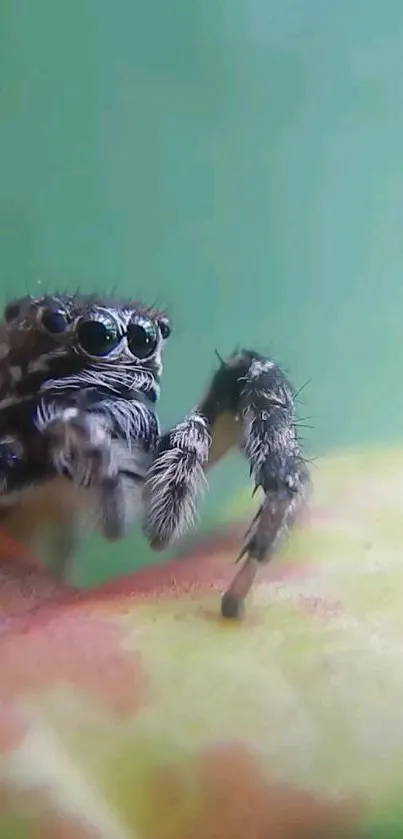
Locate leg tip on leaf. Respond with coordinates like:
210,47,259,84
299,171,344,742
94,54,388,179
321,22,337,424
221,592,245,620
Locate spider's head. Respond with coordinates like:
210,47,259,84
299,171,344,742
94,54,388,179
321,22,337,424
1,293,172,405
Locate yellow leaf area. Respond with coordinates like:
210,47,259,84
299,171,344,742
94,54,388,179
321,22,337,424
0,447,403,838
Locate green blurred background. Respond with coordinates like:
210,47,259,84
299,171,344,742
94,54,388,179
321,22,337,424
2,0,403,585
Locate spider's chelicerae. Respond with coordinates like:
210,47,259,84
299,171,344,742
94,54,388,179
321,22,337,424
0,292,310,618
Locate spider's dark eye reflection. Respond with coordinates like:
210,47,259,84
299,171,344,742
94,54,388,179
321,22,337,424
76,317,121,357
40,306,70,335
127,317,158,359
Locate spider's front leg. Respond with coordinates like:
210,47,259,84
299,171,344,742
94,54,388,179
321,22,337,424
143,350,310,619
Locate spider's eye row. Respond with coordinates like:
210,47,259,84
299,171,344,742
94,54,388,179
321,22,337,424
73,311,160,360
76,315,121,358
40,305,71,335
127,316,158,359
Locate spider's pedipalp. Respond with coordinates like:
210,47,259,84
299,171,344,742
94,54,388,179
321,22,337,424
37,401,150,543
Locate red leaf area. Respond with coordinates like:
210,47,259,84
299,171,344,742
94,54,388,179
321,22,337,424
0,611,149,721
0,558,72,621
85,528,315,606
0,526,316,621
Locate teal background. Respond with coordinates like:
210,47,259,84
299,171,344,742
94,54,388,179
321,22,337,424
1,0,403,589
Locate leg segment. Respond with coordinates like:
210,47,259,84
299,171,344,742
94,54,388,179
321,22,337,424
143,350,309,618
142,414,210,548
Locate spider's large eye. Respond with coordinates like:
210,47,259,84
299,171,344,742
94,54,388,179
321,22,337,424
127,315,158,359
40,304,70,335
76,315,121,358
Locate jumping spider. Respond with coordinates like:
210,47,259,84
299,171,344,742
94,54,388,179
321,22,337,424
0,293,309,618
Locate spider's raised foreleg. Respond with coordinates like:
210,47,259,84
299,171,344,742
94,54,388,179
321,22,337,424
207,351,310,619
143,350,310,618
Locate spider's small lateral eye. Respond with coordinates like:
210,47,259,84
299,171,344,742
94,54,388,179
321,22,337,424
127,315,158,359
40,305,70,335
76,315,121,358
158,317,172,340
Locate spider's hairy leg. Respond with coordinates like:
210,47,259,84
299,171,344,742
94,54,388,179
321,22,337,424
144,349,309,618
203,350,310,618
142,414,211,548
